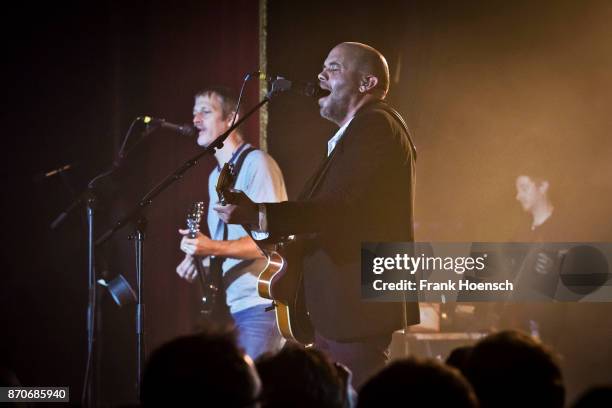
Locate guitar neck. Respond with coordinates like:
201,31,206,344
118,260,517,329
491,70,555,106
193,254,208,290
187,229,209,289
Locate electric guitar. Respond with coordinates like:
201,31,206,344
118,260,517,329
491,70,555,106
185,201,219,315
216,162,314,344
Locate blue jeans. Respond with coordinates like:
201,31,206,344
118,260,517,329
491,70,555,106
232,304,284,360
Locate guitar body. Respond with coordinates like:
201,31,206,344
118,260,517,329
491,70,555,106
257,239,314,345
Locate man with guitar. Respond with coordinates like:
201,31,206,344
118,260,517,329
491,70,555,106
215,43,420,387
175,86,288,359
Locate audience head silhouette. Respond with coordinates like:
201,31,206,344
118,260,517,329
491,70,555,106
465,330,564,408
358,357,478,408
141,329,260,407
256,343,346,408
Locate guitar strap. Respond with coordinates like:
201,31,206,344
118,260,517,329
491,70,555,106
209,146,258,290
370,101,417,161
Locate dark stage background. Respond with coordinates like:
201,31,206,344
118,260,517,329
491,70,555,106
2,0,611,406
1,0,261,405
265,1,612,403
265,1,612,402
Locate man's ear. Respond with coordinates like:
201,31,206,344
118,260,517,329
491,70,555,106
226,111,238,126
539,180,550,194
360,75,379,93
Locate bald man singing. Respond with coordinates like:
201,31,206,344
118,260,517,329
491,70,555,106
216,42,419,387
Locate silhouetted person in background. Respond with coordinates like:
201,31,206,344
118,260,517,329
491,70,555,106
506,172,568,345
515,174,556,237
512,171,612,401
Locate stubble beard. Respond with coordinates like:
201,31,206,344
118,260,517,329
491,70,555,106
319,94,349,126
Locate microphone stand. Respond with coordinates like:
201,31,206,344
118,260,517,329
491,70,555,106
49,186,103,408
95,95,271,400
48,117,183,408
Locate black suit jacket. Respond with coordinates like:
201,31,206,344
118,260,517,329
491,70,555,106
266,100,419,341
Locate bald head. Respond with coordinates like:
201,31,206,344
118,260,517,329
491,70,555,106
337,42,390,97
318,42,391,125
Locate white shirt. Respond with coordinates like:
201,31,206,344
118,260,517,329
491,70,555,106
327,117,354,156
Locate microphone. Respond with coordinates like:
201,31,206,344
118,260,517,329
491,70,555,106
142,116,195,137
244,70,330,98
268,77,331,98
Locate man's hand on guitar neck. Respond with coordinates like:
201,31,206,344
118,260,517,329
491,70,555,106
179,227,266,263
214,189,260,227
179,228,217,257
